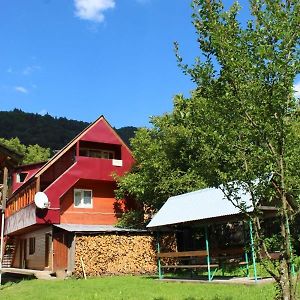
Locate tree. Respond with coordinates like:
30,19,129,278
118,0,300,299
23,144,51,165
173,1,300,299
116,100,206,215
0,137,51,164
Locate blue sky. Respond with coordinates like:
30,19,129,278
1,0,299,128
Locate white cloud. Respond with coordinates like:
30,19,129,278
74,0,115,23
294,81,300,98
15,86,28,94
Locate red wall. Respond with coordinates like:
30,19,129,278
60,179,132,225
12,162,45,193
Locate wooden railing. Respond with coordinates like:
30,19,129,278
6,182,37,217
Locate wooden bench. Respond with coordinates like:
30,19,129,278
211,247,251,276
157,250,219,280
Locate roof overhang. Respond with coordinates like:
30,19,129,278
54,224,147,233
147,187,254,229
0,143,23,168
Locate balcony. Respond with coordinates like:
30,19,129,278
75,156,126,181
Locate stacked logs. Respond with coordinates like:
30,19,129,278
74,233,164,277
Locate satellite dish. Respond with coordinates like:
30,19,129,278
34,192,49,209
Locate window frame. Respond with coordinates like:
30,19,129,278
16,172,28,183
79,148,115,159
74,189,93,209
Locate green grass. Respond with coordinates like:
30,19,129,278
0,275,276,300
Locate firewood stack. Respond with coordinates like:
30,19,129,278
74,233,176,278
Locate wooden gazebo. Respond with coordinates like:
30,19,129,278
147,187,280,282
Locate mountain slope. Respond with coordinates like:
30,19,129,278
0,109,137,150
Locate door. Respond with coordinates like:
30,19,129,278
53,232,68,271
19,239,27,269
45,234,51,268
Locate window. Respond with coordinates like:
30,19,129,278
79,148,115,159
74,189,93,208
16,172,28,183
29,237,35,255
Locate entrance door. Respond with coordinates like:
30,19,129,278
19,239,27,269
45,234,51,269
53,232,68,271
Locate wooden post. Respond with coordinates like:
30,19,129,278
36,176,40,193
0,166,9,285
242,221,250,278
76,141,80,157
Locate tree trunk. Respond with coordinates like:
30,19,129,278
278,259,294,300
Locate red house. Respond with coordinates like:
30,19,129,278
3,116,138,275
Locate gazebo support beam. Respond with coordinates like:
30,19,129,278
285,219,295,276
204,226,212,281
249,220,258,282
156,232,163,279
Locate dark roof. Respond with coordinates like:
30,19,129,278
0,143,23,167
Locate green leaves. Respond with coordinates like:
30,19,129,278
0,137,50,165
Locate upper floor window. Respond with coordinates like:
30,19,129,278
74,189,93,208
16,172,28,183
80,149,115,159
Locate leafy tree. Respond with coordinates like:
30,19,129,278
0,137,50,164
118,0,300,298
176,0,300,299
116,102,206,214
23,144,51,164
0,137,26,156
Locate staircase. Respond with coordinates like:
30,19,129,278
2,237,16,268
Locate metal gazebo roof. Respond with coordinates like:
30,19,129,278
147,186,254,228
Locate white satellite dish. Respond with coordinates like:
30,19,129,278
34,192,49,209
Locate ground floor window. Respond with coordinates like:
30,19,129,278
29,237,35,255
74,189,93,208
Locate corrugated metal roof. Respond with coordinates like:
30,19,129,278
147,187,253,228
54,224,146,233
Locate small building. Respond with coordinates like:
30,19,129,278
1,116,157,277
147,187,279,282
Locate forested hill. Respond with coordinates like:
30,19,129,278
0,109,137,150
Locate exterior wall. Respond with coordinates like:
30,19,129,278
12,162,44,193
60,179,129,225
40,146,75,191
12,226,52,271
73,233,158,277
5,204,36,235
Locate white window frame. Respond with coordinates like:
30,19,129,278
74,189,93,208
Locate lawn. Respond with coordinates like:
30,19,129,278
0,275,276,300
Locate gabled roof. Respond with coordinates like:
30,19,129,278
147,187,253,228
34,115,132,178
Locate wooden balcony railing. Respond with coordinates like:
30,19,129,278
6,181,37,217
